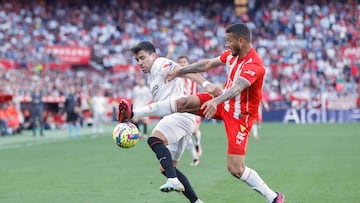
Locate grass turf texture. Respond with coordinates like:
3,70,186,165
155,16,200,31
0,122,359,203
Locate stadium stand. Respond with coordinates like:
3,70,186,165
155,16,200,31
0,0,359,132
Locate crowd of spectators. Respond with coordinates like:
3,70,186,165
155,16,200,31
0,66,131,135
0,0,359,134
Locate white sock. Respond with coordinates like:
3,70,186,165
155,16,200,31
240,166,277,203
194,130,201,146
187,139,198,160
252,123,258,138
133,99,176,118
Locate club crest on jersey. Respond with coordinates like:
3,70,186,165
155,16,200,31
151,85,159,96
240,125,247,132
163,62,174,70
244,70,255,76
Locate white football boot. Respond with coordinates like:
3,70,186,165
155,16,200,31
159,178,185,193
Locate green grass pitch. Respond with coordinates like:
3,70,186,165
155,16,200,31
0,122,359,203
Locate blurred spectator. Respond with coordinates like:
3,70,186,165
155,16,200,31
31,86,44,136
64,85,82,138
5,102,21,134
90,89,107,134
0,104,8,136
0,102,20,135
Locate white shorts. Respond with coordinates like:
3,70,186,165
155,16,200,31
153,113,196,161
167,136,189,162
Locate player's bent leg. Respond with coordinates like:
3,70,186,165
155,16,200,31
161,167,201,202
154,114,195,193
175,168,201,202
175,95,201,114
228,154,281,203
147,133,184,193
227,154,246,178
131,100,177,119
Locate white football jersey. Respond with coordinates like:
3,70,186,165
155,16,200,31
91,95,107,113
148,57,196,151
148,57,185,102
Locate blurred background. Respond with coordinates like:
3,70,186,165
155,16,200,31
0,0,359,136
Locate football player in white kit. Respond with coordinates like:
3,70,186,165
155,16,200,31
127,41,219,203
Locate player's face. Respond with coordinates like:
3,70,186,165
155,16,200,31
134,50,156,73
225,33,242,56
177,58,189,67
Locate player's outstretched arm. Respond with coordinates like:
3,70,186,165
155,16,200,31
164,65,181,83
179,57,223,75
165,57,224,83
200,77,250,118
212,76,250,104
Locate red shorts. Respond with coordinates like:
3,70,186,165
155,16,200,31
196,93,254,155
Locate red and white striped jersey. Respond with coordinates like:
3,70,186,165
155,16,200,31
183,78,198,96
219,48,265,119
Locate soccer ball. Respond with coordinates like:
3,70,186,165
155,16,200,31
112,122,140,148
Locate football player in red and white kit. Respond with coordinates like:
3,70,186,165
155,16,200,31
178,55,203,166
118,23,284,203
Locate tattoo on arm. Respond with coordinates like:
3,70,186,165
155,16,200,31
179,58,223,75
213,77,250,104
207,60,224,69
179,60,208,74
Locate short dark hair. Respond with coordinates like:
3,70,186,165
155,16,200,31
131,41,156,54
177,55,190,61
226,23,251,42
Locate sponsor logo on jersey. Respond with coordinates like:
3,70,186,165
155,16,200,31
163,62,173,69
235,125,247,145
244,70,255,76
236,132,246,145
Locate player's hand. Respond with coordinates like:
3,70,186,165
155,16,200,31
205,83,222,97
164,68,180,83
200,99,217,118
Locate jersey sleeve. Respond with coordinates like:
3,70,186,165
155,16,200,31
219,49,232,63
157,57,178,74
239,63,265,85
